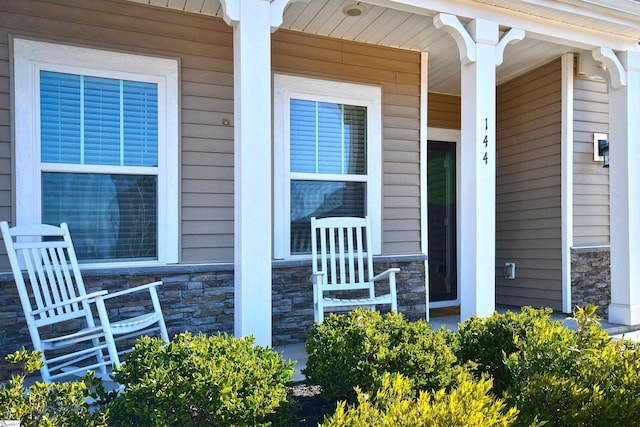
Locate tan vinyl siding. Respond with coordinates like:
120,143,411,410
0,0,441,268
496,58,563,311
428,93,461,129
573,77,609,246
0,0,235,265
272,30,423,254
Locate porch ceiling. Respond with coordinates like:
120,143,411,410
126,0,640,95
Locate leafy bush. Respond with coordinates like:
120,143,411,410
322,371,520,427
457,306,565,393
108,332,295,426
0,348,110,427
504,306,640,426
303,308,460,400
458,305,640,426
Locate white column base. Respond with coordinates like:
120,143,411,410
608,303,640,326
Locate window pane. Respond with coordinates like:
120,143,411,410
290,180,365,254
42,172,157,261
123,81,158,167
290,99,367,175
84,76,121,165
40,71,82,164
290,99,316,173
317,102,342,174
343,105,367,174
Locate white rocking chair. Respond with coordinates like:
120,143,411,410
311,216,399,323
1,221,169,382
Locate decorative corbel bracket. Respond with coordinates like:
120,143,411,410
271,0,309,32
495,28,525,66
592,47,627,89
434,13,524,67
576,52,607,80
221,0,308,31
433,13,476,65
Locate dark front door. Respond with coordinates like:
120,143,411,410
427,141,457,302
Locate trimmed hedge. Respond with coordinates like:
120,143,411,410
1,333,295,427
6,306,640,426
457,306,565,393
109,332,295,426
303,308,461,400
458,305,640,426
505,306,640,426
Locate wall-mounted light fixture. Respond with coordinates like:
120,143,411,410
504,262,516,280
594,133,609,168
599,139,609,168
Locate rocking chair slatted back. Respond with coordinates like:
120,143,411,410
5,223,93,327
312,216,373,290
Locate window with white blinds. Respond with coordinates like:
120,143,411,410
14,38,179,265
274,74,382,258
39,71,159,260
289,99,367,254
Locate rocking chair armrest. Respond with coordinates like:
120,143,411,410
310,272,325,284
371,268,400,282
102,281,163,300
30,290,109,315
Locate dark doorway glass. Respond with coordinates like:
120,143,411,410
427,141,457,302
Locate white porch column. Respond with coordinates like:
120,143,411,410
434,15,523,320
593,49,640,325
220,0,291,346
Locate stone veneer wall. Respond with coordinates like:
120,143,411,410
0,256,426,379
571,247,610,317
272,258,427,344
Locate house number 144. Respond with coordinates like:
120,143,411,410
482,117,488,165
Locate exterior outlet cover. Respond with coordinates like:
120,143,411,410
504,262,516,280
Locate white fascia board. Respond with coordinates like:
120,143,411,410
365,0,640,51
532,0,640,24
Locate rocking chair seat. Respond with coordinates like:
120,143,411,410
112,312,161,331
41,326,107,349
322,293,394,306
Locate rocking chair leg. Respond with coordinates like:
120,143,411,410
91,336,108,376
96,299,120,370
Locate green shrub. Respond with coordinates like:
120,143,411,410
458,305,640,426
456,306,568,393
322,371,520,427
504,306,640,426
303,308,460,400
0,348,110,427
108,332,295,427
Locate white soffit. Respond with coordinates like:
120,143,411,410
126,0,640,95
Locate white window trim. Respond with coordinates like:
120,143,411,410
13,38,179,266
273,74,382,259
